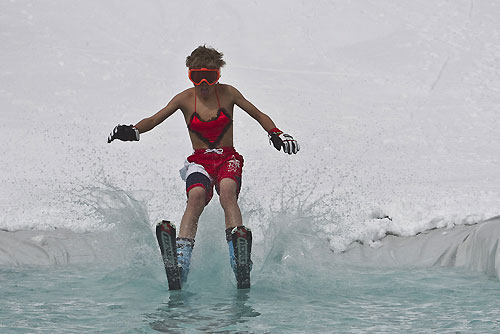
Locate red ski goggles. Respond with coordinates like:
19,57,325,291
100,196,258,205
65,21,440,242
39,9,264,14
188,68,220,85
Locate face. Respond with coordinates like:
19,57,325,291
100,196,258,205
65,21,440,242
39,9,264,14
189,67,220,98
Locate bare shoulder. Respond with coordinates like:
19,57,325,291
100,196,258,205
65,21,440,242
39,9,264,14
175,87,194,103
218,84,243,102
218,83,239,94
170,87,194,110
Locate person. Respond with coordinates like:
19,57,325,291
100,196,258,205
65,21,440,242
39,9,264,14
108,45,299,288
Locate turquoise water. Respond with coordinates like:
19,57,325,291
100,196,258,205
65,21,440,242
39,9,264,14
2,250,500,333
2,191,500,333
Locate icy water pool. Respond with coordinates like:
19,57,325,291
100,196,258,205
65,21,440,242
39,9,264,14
2,261,500,333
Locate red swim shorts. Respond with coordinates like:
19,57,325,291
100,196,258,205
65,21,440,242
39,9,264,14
179,147,244,204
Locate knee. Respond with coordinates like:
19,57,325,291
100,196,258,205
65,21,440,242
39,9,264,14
187,187,206,209
219,187,237,209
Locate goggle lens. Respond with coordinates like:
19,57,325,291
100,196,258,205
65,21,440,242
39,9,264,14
189,68,220,85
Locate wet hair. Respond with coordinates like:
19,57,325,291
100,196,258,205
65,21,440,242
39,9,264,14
186,45,226,69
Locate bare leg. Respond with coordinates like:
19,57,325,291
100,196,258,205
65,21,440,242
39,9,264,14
218,178,243,229
178,186,206,239
220,178,252,288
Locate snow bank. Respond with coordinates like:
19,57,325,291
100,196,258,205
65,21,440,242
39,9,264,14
3,216,500,284
338,216,500,280
0,229,97,265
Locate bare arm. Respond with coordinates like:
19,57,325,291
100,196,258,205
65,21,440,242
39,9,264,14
134,93,182,134
231,86,276,132
230,86,300,154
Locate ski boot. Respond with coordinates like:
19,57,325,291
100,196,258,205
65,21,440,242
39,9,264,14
227,226,253,289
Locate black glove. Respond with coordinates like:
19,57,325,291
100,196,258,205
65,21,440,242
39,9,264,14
107,124,140,143
268,128,300,154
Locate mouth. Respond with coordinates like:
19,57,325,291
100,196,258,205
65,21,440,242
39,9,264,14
200,86,209,95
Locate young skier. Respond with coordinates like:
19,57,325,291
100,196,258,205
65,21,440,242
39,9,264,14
107,45,299,289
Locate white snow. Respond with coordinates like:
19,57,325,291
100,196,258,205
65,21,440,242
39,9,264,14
1,0,499,259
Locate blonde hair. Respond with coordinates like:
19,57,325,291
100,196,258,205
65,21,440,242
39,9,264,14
186,45,226,69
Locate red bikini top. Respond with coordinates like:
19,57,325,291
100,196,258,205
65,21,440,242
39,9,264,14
188,87,233,148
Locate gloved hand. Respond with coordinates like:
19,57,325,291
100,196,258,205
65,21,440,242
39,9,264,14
268,128,300,154
107,124,140,143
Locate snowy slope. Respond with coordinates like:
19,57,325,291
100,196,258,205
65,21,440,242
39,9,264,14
1,0,499,253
